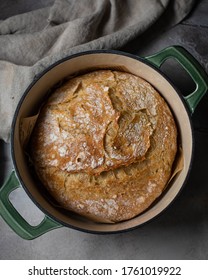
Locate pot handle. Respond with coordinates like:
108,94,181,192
145,46,208,114
0,171,62,240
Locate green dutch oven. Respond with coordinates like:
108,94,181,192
0,46,208,239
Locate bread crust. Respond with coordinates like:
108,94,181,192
30,70,177,222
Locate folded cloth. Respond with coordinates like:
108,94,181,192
0,0,195,142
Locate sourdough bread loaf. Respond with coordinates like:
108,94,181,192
30,70,177,222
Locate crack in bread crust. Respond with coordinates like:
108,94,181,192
30,70,177,222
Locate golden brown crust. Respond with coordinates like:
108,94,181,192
30,70,177,222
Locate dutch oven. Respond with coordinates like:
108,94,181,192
0,46,208,239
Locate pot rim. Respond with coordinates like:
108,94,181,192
10,49,194,234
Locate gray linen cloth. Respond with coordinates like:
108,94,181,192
0,0,195,142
